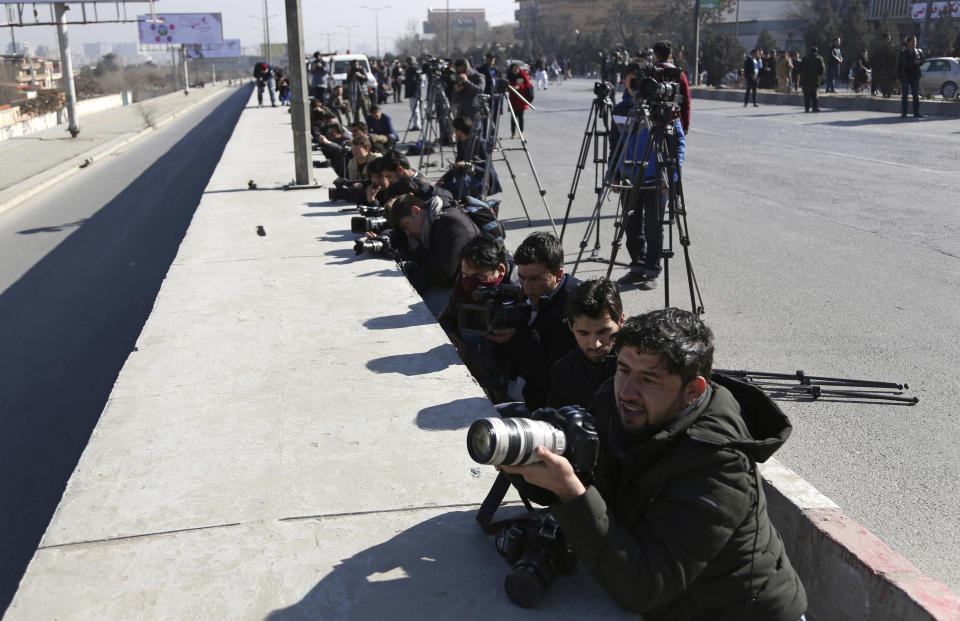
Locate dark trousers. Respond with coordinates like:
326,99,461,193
901,78,920,115
803,88,819,111
744,77,758,104
624,184,666,277
510,107,525,135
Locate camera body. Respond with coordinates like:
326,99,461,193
629,65,684,104
328,178,368,203
467,404,599,474
494,77,509,94
353,234,395,258
496,512,577,608
458,283,530,336
421,55,450,75
593,80,614,100
351,215,389,234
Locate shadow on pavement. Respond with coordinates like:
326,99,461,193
16,219,88,235
366,344,454,375
415,397,491,430
265,510,498,620
363,303,432,330
815,116,930,127
0,86,250,616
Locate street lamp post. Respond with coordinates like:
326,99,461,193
337,24,361,51
359,5,391,59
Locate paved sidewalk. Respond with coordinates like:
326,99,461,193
0,83,238,215
6,90,631,619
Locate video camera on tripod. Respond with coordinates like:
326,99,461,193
421,54,450,76
328,177,369,203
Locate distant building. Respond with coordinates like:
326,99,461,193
423,7,488,37
1,54,62,89
83,42,112,63
711,0,806,52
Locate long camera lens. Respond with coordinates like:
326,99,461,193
467,417,567,466
351,216,388,234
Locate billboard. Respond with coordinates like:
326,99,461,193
185,39,241,59
911,1,960,20
137,13,224,45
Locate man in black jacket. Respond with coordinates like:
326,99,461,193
896,35,925,118
501,308,807,620
548,278,624,409
487,232,580,410
451,58,486,122
390,194,482,313
404,57,423,130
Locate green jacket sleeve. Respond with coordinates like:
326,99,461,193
551,449,755,613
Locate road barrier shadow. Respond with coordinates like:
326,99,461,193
0,85,251,615
363,303,433,330
365,344,454,376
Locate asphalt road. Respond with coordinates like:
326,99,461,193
392,79,960,591
0,85,250,614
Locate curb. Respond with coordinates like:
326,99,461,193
760,458,960,620
691,85,960,117
0,84,246,218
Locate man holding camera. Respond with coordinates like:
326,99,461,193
501,308,807,620
253,61,277,108
487,232,580,410
612,62,685,290
404,57,423,131
377,150,455,205
437,116,502,200
438,236,518,400
548,278,624,409
451,58,486,122
652,40,690,133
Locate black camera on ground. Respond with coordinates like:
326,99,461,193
356,205,386,217
458,284,530,336
495,512,577,608
629,65,684,103
593,80,614,99
467,405,598,473
351,215,389,234
353,234,395,258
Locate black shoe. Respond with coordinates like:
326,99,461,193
617,272,649,287
637,276,658,291
753,103,759,107
914,113,924,118
812,108,821,112
901,113,908,118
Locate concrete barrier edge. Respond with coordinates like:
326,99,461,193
0,84,243,218
760,458,960,620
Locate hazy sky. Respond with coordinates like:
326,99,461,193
4,0,518,56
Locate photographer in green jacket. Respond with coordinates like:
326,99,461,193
501,308,807,620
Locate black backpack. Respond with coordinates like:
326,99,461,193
460,197,505,242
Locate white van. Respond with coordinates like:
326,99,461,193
324,53,378,100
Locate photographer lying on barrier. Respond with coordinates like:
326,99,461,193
495,308,807,619
548,278,624,409
389,194,485,313
316,123,352,177
379,150,455,205
437,116,502,201
438,235,519,401
486,232,580,410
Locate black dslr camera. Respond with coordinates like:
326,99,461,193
458,284,531,336
629,65,683,103
593,80,614,100
495,512,577,608
353,234,395,258
328,178,368,203
350,215,389,234
421,54,449,75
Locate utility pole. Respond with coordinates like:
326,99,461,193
921,0,935,48
284,0,314,186
317,31,335,53
181,44,189,94
359,5,391,59
54,2,79,137
693,0,701,87
264,0,272,65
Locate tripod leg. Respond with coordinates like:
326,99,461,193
497,139,533,225
560,101,599,241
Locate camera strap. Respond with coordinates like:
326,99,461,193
476,472,536,535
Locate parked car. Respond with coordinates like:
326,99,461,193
918,56,960,99
324,53,378,100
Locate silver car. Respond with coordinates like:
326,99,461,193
919,56,960,99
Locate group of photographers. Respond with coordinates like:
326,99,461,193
321,41,807,619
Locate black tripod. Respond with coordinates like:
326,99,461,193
479,83,559,236
418,70,453,173
571,96,704,315
715,369,919,404
558,86,614,243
